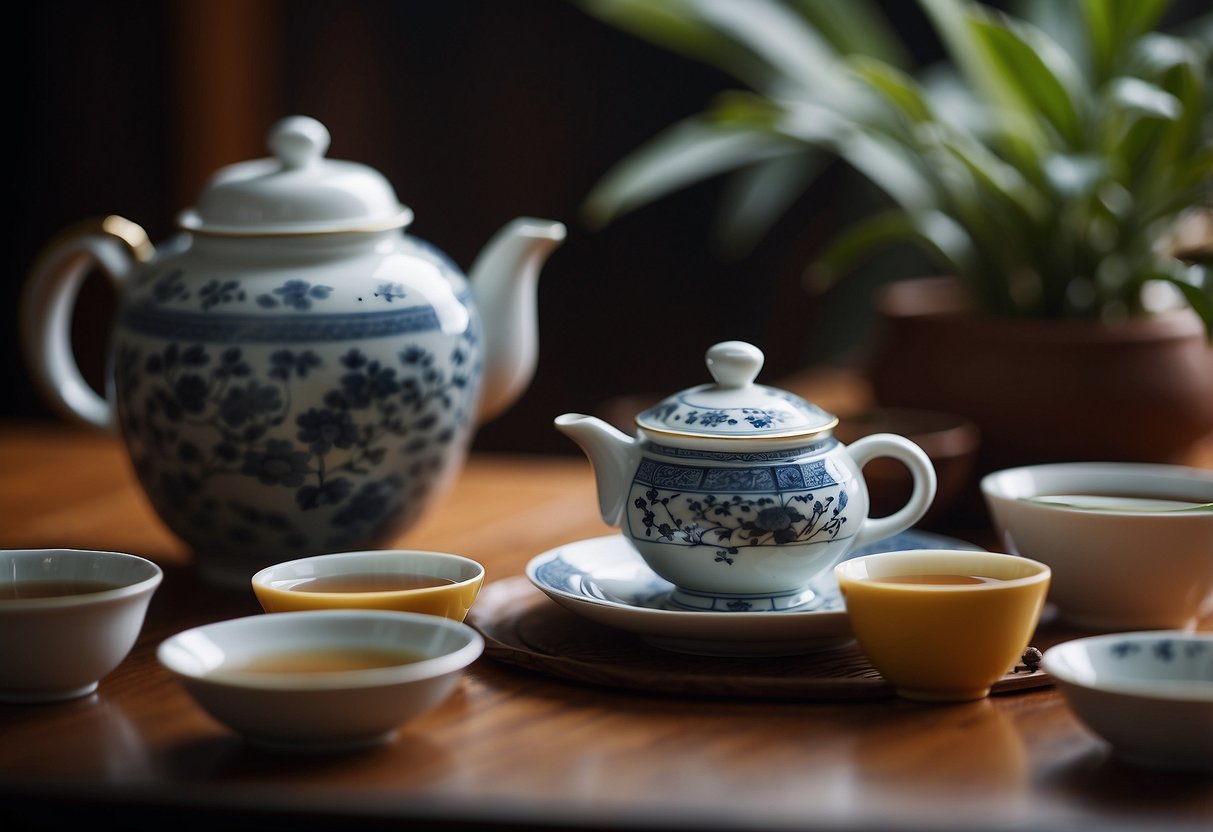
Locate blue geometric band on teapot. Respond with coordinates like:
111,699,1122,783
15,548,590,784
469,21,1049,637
119,304,448,343
643,440,836,462
633,457,840,493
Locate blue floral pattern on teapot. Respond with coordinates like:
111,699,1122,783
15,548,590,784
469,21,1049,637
556,341,937,612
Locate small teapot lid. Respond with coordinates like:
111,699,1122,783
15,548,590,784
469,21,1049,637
635,341,838,440
178,115,413,236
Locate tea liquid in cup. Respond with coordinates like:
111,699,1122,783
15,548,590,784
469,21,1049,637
834,550,1050,702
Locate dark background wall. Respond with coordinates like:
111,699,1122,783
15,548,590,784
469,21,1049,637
5,1,988,453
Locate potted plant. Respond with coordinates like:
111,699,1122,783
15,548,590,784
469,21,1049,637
575,0,1213,472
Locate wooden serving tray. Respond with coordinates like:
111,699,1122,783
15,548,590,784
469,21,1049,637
468,577,1052,701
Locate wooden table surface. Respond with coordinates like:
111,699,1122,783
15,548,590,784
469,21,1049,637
0,418,1210,832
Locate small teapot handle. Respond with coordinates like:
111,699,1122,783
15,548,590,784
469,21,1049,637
20,215,154,432
845,433,938,548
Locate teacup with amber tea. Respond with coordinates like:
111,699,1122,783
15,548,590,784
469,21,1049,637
252,549,484,621
0,548,162,702
834,549,1051,702
158,608,484,752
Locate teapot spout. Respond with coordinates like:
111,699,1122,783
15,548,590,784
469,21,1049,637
554,414,637,528
470,217,567,424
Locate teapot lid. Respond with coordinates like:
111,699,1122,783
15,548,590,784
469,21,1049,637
177,116,413,236
635,341,838,440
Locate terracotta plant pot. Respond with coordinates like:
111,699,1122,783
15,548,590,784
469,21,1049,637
864,277,1213,478
833,406,979,530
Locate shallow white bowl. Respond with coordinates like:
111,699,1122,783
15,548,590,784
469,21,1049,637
157,609,483,752
980,462,1213,630
0,548,163,703
1043,631,1213,771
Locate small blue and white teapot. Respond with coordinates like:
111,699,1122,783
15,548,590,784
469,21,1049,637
556,341,937,611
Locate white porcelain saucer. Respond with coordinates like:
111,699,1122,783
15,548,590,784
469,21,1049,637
525,530,984,657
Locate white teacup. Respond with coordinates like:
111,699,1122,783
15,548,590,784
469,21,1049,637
0,548,162,702
981,462,1213,630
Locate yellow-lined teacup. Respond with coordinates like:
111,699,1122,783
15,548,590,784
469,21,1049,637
834,549,1050,702
252,550,485,622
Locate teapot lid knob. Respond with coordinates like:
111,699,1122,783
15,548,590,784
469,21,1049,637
268,116,331,170
705,341,763,389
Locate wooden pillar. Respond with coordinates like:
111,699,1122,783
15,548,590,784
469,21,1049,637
166,0,283,209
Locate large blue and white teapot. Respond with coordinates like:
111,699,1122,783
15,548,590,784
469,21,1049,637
22,116,565,585
556,341,937,612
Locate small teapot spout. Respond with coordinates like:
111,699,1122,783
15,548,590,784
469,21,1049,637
470,217,567,424
554,413,638,527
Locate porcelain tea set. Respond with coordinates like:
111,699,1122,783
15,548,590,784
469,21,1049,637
19,114,943,599
14,116,1213,757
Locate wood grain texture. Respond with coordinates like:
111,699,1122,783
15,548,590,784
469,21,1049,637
469,577,1052,700
0,419,1210,832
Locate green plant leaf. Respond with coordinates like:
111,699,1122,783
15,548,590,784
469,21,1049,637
685,0,850,99
966,8,1088,149
580,116,802,228
937,131,1046,218
1015,0,1092,81
574,0,775,90
1079,0,1173,80
787,0,911,68
915,0,1047,159
848,56,933,125
1149,264,1213,340
1043,154,1107,198
1104,35,1207,218
806,209,975,292
1131,35,1208,190
713,152,827,258
804,211,917,292
776,101,938,214
917,65,997,139
1107,77,1182,120
915,0,1015,109
1158,148,1213,216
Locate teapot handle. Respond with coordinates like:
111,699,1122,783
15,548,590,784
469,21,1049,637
20,216,154,432
845,433,938,548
